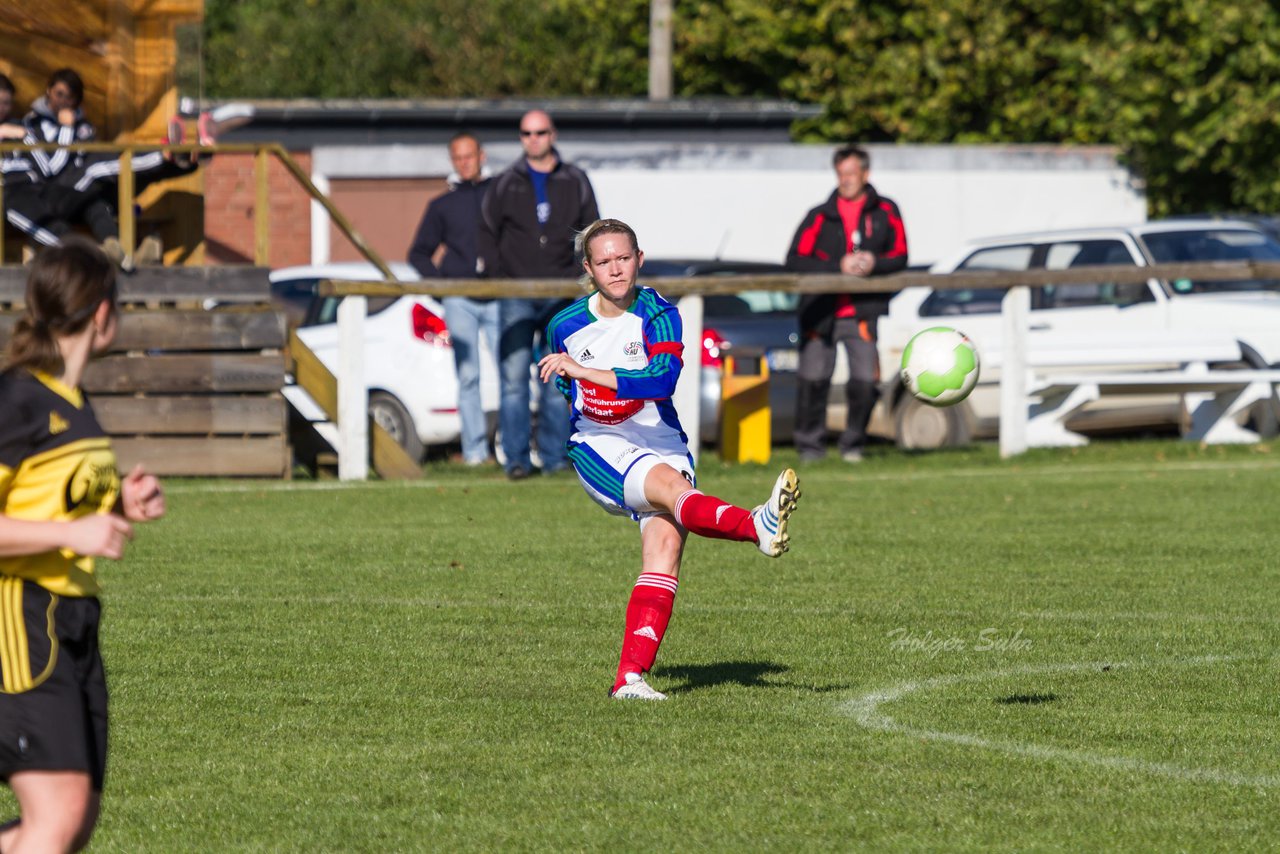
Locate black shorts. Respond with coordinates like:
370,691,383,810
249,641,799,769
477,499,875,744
0,579,108,791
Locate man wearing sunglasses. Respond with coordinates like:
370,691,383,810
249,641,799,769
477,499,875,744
480,110,600,480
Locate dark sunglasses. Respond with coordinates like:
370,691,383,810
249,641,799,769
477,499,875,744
520,129,551,137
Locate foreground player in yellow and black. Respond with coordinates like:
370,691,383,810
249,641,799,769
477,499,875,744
0,238,165,853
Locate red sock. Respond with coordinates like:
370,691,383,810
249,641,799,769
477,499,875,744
613,572,678,693
673,490,756,543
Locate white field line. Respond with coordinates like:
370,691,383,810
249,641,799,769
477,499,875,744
1011,609,1280,625
164,457,1280,495
840,656,1280,789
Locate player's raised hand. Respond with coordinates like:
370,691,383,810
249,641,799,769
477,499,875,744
121,464,166,522
538,352,581,383
66,514,134,560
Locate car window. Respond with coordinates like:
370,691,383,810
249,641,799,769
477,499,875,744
1141,228,1280,293
920,244,1033,317
739,291,798,312
271,277,319,305
1037,239,1151,309
643,261,796,315
304,295,399,327
270,277,321,328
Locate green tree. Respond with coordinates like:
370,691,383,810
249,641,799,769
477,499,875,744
673,0,1280,216
204,0,648,98
204,0,1280,215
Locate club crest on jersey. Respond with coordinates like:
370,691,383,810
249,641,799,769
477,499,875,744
64,451,119,514
48,411,70,435
623,341,642,356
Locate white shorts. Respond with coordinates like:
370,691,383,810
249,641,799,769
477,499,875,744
567,430,695,523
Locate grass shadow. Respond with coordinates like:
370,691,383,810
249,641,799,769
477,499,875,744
659,660,787,694
997,693,1059,705
659,660,851,695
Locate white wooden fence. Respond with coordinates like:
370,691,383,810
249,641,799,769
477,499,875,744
320,260,1280,480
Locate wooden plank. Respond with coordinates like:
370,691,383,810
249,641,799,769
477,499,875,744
82,353,284,393
288,329,422,480
315,260,1280,299
290,329,338,416
90,395,286,435
0,309,286,352
114,309,285,351
0,266,272,305
112,436,289,477
1036,370,1280,397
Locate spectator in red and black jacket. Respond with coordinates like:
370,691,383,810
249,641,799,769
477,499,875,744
785,145,907,463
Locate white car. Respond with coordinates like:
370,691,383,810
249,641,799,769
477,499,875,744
276,262,497,461
874,219,1280,447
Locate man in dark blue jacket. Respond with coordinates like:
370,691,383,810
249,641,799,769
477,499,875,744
479,110,599,480
408,132,496,466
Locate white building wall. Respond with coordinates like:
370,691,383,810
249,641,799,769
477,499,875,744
312,142,1146,268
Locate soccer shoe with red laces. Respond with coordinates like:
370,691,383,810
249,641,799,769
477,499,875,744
611,672,667,701
751,467,800,557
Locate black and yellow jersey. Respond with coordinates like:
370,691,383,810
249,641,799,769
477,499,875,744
0,368,120,597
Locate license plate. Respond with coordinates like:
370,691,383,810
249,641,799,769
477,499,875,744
766,348,799,372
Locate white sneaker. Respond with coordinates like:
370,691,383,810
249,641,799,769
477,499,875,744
611,672,667,701
752,467,800,557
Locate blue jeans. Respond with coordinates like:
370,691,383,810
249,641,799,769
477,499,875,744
443,296,500,464
498,297,571,473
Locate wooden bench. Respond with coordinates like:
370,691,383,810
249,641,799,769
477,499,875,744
981,334,1280,447
1029,367,1280,447
0,266,292,477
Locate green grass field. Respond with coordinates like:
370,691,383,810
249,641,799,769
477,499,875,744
7,439,1278,851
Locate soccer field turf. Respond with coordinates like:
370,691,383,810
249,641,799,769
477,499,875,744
10,439,1276,850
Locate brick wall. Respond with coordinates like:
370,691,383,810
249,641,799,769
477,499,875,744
203,150,313,267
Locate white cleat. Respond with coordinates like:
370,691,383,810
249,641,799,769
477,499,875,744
752,467,800,557
611,672,667,701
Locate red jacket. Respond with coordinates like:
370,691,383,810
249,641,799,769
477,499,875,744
786,183,908,336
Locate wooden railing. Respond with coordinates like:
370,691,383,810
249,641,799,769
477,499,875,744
316,259,1280,477
0,140,393,278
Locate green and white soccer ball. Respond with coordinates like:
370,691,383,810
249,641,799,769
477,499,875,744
900,326,980,407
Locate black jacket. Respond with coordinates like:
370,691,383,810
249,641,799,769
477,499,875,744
786,183,908,336
407,177,490,284
22,96,95,181
478,150,599,280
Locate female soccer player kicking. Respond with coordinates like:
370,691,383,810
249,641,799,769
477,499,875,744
539,218,800,701
0,238,166,852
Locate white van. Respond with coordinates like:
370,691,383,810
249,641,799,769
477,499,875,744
874,219,1280,447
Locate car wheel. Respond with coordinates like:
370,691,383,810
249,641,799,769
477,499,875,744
894,394,971,450
369,392,425,462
